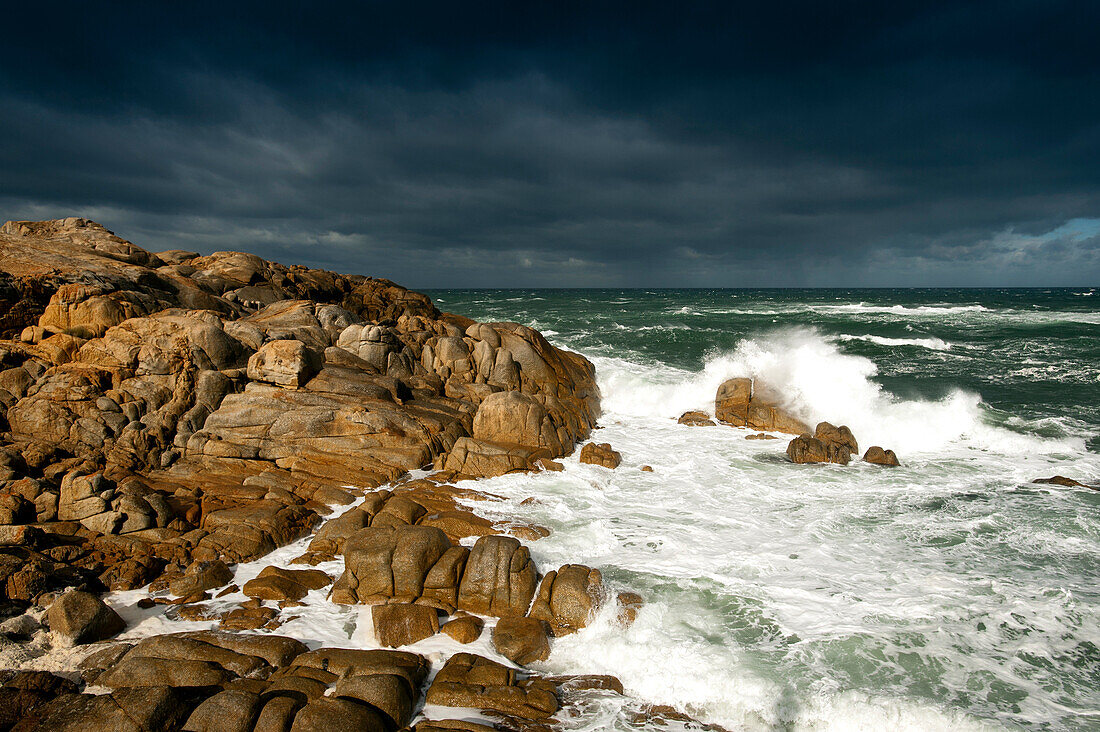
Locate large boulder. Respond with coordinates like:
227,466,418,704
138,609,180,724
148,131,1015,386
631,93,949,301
529,564,604,636
579,442,621,469
714,377,810,435
443,437,550,478
246,339,322,388
242,566,331,602
863,445,900,466
47,590,125,645
457,535,537,618
425,653,558,719
331,525,457,609
472,391,564,455
815,421,858,454
491,617,552,665
371,603,440,647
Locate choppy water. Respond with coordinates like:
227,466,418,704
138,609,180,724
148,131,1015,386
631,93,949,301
425,288,1100,731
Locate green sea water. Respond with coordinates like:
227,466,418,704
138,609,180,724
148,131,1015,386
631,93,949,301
424,288,1099,731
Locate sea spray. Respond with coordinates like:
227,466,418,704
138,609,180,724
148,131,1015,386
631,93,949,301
598,327,1081,455
428,287,1100,731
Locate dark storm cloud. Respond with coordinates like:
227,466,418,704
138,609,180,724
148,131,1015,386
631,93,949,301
1,1,1098,286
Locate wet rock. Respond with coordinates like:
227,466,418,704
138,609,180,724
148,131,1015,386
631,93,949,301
13,685,203,732
548,674,625,695
529,564,603,636
0,671,80,731
714,377,810,435
372,602,440,647
677,411,715,426
97,656,230,688
289,697,387,732
220,603,279,630
425,653,558,719
492,617,552,665
169,559,234,597
182,689,263,732
443,437,550,478
457,535,537,618
578,442,621,469
47,589,125,645
441,614,484,644
332,672,417,728
863,446,901,466
615,591,645,627
242,566,331,602
814,421,858,454
786,422,859,465
1033,475,1094,489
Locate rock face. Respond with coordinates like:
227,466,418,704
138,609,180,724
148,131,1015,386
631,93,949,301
714,377,810,434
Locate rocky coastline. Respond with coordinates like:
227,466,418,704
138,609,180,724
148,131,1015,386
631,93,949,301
0,218,673,732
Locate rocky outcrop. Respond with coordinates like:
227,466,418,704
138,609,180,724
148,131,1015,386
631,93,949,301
786,421,860,465
714,377,810,434
0,218,599,599
492,617,552,664
0,219,658,732
425,653,558,719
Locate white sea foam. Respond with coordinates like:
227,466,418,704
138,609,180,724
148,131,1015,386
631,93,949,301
814,303,990,316
835,333,952,351
80,308,1098,732
596,328,1080,455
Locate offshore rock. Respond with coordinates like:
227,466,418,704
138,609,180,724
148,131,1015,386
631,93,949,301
863,445,901,466
579,442,621,469
714,377,810,435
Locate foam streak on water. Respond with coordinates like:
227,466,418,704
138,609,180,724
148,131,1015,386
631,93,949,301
428,288,1100,732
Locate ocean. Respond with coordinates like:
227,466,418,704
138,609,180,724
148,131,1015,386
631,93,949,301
423,288,1100,731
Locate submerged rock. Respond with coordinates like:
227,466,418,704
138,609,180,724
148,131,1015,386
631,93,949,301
677,410,716,426
1033,475,1095,489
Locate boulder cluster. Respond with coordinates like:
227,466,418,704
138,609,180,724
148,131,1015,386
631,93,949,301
0,219,662,731
678,377,902,467
2,629,625,731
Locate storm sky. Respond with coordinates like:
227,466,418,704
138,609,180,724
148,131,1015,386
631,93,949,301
2,2,1098,287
